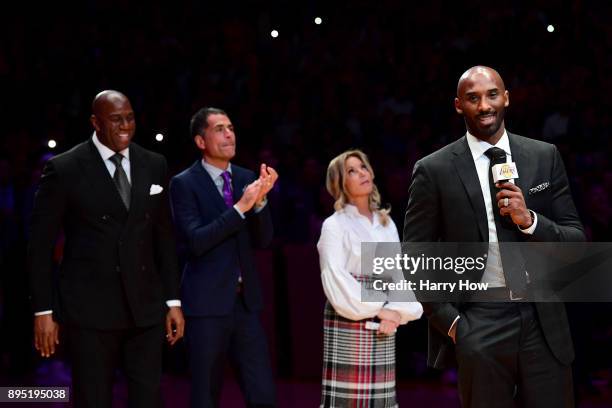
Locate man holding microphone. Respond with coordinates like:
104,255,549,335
403,66,584,407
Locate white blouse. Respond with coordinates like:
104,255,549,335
317,204,423,324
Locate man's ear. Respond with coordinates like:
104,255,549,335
504,90,510,108
90,114,100,132
454,97,463,114
194,134,206,150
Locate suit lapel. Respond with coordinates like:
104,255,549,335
508,133,530,195
451,137,489,241
78,140,128,218
231,167,247,205
191,161,228,213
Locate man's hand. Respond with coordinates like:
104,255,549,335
165,307,185,346
449,322,457,344
255,164,279,205
235,180,263,214
496,182,533,229
34,314,59,358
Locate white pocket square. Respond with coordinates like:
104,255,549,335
149,184,163,195
528,182,550,195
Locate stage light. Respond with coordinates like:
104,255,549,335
314,17,323,25
271,30,279,38
48,139,57,149
155,133,164,142
547,24,555,33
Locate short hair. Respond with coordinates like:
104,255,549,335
190,107,228,138
325,149,390,226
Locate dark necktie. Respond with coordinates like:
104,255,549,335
484,147,527,295
221,171,234,207
110,153,131,209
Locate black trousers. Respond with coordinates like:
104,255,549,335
67,323,164,408
455,302,573,408
186,294,275,408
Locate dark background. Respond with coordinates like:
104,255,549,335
1,0,611,405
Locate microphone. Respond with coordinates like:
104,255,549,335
488,148,519,184
491,161,519,184
488,149,519,227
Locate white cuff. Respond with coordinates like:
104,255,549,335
233,204,246,219
34,310,53,316
518,210,538,235
448,315,460,337
166,300,181,308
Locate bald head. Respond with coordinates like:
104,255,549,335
90,90,135,152
92,90,129,115
457,66,506,96
454,66,509,143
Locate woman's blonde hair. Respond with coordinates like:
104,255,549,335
325,149,390,226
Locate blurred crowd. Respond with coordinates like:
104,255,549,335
1,0,610,394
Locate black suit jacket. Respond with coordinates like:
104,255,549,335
27,139,180,329
403,132,585,369
169,161,273,316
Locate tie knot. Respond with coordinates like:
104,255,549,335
110,153,124,166
221,171,231,184
484,147,506,164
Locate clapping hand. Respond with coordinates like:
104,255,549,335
255,164,278,205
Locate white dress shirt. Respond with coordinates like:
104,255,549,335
465,130,537,286
317,204,423,325
447,130,537,335
92,132,131,183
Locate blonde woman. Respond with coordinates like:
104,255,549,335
317,149,422,407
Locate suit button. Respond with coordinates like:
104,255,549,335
118,240,123,246
116,266,120,272
101,215,109,221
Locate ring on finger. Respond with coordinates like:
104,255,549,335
503,197,509,207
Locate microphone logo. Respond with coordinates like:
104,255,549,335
492,162,519,183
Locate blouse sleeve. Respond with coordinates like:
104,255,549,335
317,217,385,321
382,220,424,324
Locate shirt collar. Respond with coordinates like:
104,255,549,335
92,132,130,161
201,159,232,180
466,129,511,162
343,203,381,227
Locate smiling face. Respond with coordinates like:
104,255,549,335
90,92,135,152
195,113,236,169
454,66,509,143
344,155,373,201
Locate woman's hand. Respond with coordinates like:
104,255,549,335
377,319,399,335
377,309,401,325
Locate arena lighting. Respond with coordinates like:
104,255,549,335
314,17,323,25
271,29,279,38
547,24,555,33
48,139,57,149
155,133,164,142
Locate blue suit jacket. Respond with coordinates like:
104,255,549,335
169,161,273,316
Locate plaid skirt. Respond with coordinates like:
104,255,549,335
321,301,398,408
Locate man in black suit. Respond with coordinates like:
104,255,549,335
27,90,184,408
403,66,584,407
170,107,278,407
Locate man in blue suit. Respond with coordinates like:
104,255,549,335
170,107,278,408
